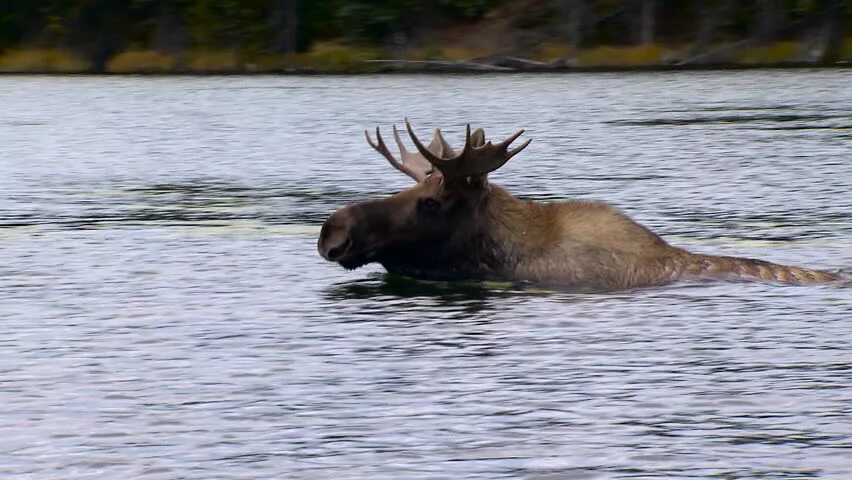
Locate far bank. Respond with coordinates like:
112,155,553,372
1,40,851,75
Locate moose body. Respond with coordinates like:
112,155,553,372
318,121,845,291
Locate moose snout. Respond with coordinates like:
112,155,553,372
318,211,353,261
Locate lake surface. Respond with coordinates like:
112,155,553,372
1,71,851,479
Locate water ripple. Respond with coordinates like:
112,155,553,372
0,71,850,479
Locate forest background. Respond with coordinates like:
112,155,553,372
0,0,850,73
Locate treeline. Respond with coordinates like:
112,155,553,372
0,1,493,68
0,0,849,72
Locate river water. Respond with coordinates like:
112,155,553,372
1,71,851,479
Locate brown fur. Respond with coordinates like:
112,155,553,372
319,125,846,291
318,176,845,291
488,186,846,289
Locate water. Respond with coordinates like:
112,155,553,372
1,71,851,479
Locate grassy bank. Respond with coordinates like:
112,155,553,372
2,40,851,74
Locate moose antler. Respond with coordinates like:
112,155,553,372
365,125,450,182
405,119,530,181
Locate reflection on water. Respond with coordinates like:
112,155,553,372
325,273,514,301
0,72,851,479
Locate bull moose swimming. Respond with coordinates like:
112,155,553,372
318,121,845,291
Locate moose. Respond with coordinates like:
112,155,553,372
318,121,846,291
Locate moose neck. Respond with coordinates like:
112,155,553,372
478,185,550,276
377,184,540,282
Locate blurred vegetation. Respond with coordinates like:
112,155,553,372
0,0,850,72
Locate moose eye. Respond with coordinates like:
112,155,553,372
421,198,441,211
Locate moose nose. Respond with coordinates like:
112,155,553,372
318,213,351,261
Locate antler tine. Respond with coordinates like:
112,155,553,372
366,127,416,178
367,123,441,182
404,120,530,181
507,138,532,159
430,129,445,158
392,125,410,157
433,128,456,158
364,127,384,153
495,129,524,150
404,126,445,160
405,118,446,165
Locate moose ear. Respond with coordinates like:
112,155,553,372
458,174,489,192
469,128,486,148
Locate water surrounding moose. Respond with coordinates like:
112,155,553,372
1,71,851,479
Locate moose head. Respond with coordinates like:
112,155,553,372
317,120,531,279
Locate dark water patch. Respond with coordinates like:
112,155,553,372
0,120,46,126
662,208,852,230
756,125,852,131
660,104,799,113
323,274,531,303
608,113,848,126
567,175,673,181
125,181,343,202
125,181,392,207
0,182,385,230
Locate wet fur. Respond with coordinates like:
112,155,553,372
338,180,843,291
319,131,846,291
485,186,844,289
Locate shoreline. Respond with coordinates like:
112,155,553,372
2,40,850,76
0,62,849,76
